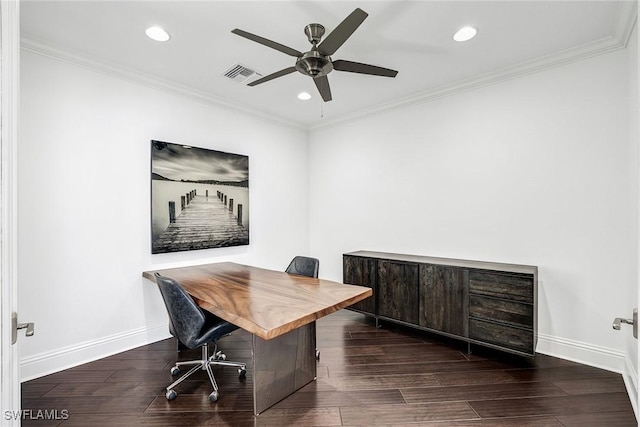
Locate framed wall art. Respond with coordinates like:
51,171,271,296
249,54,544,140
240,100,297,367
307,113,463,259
150,140,249,254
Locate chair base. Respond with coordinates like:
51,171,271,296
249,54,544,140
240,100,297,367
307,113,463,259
165,342,246,402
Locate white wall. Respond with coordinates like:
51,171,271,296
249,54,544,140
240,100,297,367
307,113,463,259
18,50,310,379
310,46,636,374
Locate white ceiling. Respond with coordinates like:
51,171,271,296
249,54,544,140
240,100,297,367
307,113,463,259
20,1,637,129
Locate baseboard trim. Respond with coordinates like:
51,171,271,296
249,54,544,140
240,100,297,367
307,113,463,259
20,323,170,382
622,353,639,421
537,333,627,372
537,333,638,418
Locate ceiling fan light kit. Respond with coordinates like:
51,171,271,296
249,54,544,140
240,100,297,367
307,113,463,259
231,8,398,103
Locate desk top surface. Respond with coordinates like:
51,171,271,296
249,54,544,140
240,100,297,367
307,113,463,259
143,262,372,340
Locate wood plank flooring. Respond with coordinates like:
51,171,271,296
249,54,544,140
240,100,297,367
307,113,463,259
22,310,636,426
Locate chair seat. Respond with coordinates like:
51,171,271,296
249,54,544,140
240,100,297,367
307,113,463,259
193,314,239,348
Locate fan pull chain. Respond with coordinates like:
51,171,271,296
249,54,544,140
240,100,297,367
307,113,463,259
320,101,324,118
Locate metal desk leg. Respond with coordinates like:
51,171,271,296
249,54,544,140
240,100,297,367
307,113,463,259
252,321,317,415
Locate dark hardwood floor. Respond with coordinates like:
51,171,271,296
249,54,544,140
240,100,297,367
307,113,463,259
22,310,636,426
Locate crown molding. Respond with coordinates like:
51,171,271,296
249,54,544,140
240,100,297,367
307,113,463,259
310,1,638,131
20,36,308,132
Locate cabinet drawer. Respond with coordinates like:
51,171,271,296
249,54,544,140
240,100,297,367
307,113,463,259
469,271,533,303
469,295,533,329
469,318,534,354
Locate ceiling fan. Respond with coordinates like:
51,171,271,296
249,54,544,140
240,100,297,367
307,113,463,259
231,8,398,102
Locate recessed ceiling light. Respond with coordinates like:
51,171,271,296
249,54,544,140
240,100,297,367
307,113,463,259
146,26,170,42
453,26,477,42
297,92,312,101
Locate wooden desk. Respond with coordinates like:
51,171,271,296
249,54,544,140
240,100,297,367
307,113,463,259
143,262,372,415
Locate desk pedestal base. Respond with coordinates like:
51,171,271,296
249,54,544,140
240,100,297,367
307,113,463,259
252,322,316,415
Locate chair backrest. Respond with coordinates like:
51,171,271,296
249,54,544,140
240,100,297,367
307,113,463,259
155,273,206,348
285,256,319,278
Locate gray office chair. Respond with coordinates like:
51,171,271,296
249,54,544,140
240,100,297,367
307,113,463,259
285,256,319,278
155,273,247,403
285,256,321,359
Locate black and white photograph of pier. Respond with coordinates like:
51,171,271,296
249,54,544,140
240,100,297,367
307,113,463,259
150,140,249,254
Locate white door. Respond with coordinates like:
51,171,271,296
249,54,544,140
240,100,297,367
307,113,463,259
0,1,21,425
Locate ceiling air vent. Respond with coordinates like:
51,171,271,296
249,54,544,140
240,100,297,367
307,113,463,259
223,64,260,84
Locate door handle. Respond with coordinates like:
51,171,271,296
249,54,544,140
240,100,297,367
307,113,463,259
612,308,637,339
11,312,35,344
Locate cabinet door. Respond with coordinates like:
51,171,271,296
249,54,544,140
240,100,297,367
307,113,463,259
377,260,419,324
419,265,468,337
343,256,377,315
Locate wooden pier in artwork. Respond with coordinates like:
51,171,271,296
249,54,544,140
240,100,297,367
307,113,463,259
152,191,248,253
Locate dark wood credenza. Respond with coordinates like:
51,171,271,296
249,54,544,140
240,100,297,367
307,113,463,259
343,251,538,357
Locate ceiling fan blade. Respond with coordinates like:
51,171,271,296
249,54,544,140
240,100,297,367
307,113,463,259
317,8,368,56
247,67,297,86
231,29,303,57
313,75,332,102
333,60,398,78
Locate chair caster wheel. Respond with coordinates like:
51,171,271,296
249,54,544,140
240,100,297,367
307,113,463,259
209,391,219,402
214,351,226,361
170,366,180,376
238,368,247,378
166,389,177,400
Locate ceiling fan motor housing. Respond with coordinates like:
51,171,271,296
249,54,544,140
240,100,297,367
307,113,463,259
295,50,333,78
